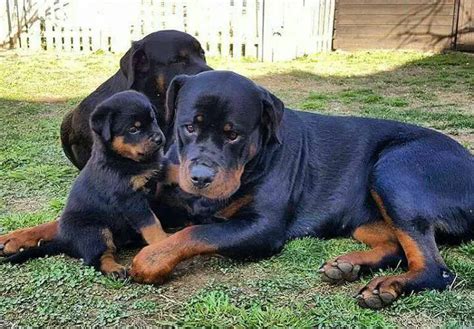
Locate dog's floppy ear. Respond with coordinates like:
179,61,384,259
120,41,150,89
259,87,284,144
165,75,189,126
90,105,113,142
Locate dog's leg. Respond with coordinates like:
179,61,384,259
320,221,405,284
129,212,286,284
98,229,127,279
139,213,168,245
354,190,455,309
0,220,59,256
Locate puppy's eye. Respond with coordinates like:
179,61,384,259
226,131,239,141
185,124,195,133
129,127,140,134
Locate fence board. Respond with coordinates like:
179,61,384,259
1,0,335,61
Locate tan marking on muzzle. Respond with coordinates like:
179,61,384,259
112,136,157,162
178,159,244,200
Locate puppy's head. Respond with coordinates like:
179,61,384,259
119,30,212,125
166,71,284,200
90,90,165,162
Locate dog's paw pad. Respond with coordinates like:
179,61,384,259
320,260,361,284
355,283,399,309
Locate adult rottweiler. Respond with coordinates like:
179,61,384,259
128,71,473,308
60,29,211,169
1,71,473,309
4,91,169,278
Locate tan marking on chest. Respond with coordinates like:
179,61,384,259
215,194,253,219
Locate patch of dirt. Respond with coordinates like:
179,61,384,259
448,133,474,151
5,196,48,213
33,96,70,104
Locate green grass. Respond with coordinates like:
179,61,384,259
0,50,473,326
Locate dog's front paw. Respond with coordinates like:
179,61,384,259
129,245,174,284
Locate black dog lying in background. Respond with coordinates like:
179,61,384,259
60,30,211,169
6,91,168,278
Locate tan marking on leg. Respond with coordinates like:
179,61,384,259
354,190,429,308
130,226,217,284
370,190,425,272
99,229,126,277
347,221,401,267
140,213,168,245
0,220,59,255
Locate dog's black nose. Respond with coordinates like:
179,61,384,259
151,133,164,146
190,164,216,189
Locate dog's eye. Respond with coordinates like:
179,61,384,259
226,131,239,141
185,124,195,133
129,127,140,134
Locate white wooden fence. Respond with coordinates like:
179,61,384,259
0,0,335,61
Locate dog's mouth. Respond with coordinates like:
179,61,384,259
178,160,244,200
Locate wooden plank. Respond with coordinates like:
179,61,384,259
72,27,81,51
336,14,454,25
63,27,72,51
456,0,474,51
45,24,54,51
334,35,452,50
337,0,454,4
28,21,42,50
335,24,452,36
337,4,454,15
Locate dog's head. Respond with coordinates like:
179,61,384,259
166,71,284,200
119,30,212,125
90,90,165,163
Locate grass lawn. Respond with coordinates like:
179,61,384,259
0,50,473,327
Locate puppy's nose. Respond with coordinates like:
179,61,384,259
190,164,216,189
151,133,164,146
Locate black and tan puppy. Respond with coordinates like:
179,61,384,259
5,91,168,277
61,30,211,169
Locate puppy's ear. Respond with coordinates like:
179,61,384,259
260,87,284,144
119,41,150,89
90,105,113,142
165,75,189,126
